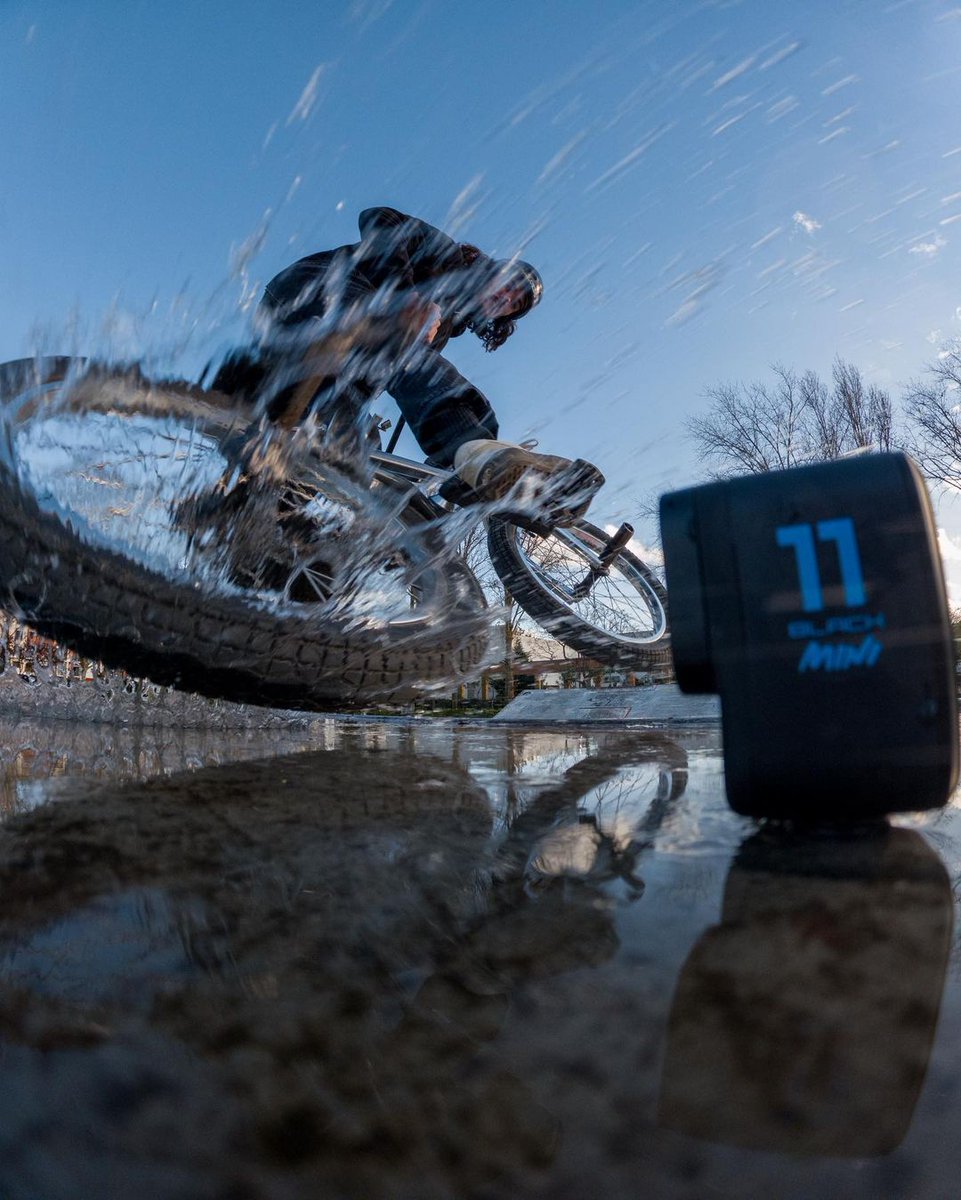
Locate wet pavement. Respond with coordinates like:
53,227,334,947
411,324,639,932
0,713,959,1199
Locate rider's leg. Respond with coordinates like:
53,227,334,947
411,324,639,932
207,349,272,404
387,349,604,515
257,295,430,432
387,349,499,467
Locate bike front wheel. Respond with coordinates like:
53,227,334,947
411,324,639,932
487,517,672,676
0,357,492,709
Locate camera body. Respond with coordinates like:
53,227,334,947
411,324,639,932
659,453,958,819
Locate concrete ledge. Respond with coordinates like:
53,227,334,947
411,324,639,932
492,683,721,724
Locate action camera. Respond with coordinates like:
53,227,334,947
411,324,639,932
659,453,959,819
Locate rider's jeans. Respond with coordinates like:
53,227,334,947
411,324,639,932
386,346,498,467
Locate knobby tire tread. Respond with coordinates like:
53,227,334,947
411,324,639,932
0,359,490,708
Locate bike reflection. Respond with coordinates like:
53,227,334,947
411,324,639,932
418,733,689,1000
494,731,689,899
0,731,692,1194
658,823,952,1157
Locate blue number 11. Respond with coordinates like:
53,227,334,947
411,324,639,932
776,518,866,612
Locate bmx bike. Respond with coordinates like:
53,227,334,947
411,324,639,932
0,355,671,709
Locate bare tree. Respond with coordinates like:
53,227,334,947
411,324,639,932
689,358,893,477
829,358,893,453
903,347,961,490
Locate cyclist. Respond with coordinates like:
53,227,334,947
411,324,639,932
216,206,603,514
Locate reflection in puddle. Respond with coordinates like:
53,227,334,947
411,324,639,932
0,717,320,822
660,824,953,1157
0,887,222,1012
0,717,956,1196
494,732,690,899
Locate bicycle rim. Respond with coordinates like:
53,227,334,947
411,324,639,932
487,517,672,673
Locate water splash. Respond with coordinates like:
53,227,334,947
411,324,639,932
0,354,499,709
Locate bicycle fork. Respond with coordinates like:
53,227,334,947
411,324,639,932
571,522,634,600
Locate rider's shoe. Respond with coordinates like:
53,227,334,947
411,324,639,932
453,438,605,518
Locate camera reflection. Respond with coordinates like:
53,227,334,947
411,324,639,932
659,823,952,1157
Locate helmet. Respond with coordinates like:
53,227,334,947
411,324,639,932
496,259,544,317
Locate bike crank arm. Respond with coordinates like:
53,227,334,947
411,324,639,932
570,522,634,601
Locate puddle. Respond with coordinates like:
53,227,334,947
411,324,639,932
0,717,958,1198
0,886,223,1012
0,715,321,822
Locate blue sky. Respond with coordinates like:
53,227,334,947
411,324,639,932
2,0,961,552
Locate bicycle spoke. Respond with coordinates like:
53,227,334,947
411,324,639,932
515,526,666,643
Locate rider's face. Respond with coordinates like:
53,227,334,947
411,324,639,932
480,283,527,320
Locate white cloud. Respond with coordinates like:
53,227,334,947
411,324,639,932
910,235,947,258
938,528,961,607
605,526,664,571
793,210,821,235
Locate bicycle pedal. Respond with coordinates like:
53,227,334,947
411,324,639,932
438,475,485,506
495,509,557,536
552,459,605,500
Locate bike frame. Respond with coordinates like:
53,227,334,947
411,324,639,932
368,445,651,615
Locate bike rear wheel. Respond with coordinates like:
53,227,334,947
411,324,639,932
487,517,672,676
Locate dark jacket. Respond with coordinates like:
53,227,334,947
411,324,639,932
260,207,496,348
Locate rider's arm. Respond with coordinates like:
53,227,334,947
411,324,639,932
357,207,488,291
